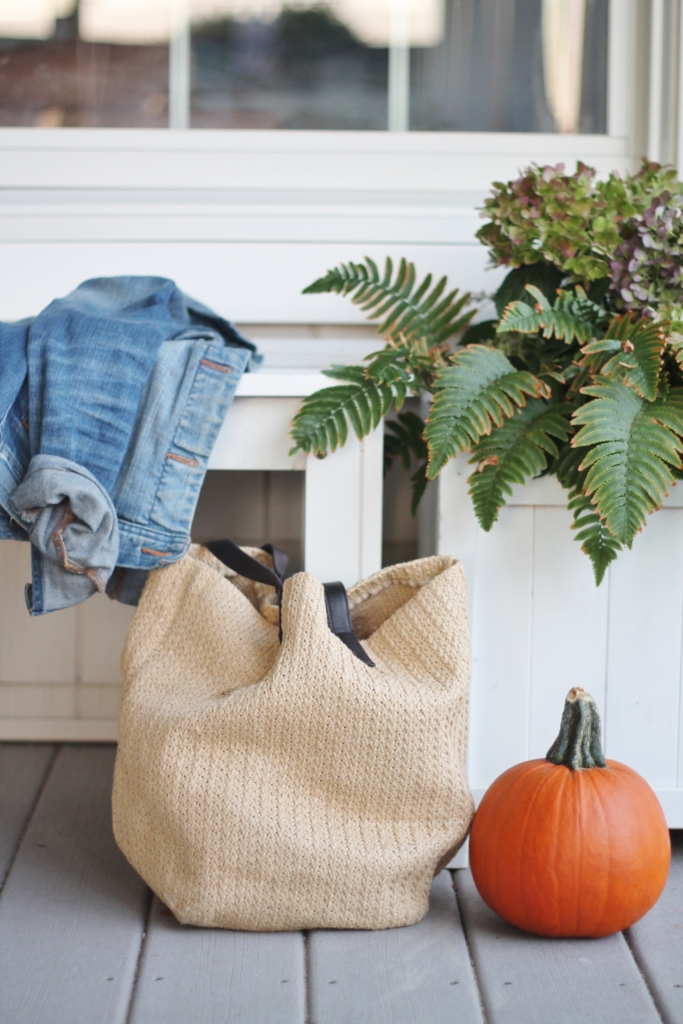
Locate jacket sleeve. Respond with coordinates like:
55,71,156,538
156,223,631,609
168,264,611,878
9,454,119,614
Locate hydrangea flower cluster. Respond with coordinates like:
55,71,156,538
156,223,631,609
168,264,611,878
478,160,683,325
610,190,683,324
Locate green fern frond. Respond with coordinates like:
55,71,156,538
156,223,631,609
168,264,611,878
582,313,666,401
567,491,622,585
303,257,475,346
409,463,429,515
384,412,429,515
569,285,612,330
384,411,427,471
552,441,585,491
572,382,683,543
289,365,393,456
468,399,574,530
551,442,622,584
497,284,594,343
424,345,544,478
364,345,414,386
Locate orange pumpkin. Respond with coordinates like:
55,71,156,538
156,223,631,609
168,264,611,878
469,686,671,938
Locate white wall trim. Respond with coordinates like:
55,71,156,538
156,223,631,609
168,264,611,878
0,129,633,325
649,0,666,159
0,719,118,742
608,0,634,138
0,127,629,155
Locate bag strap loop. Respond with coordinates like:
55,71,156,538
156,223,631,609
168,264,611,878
206,540,374,667
323,582,375,666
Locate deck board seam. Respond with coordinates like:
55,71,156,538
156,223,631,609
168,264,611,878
123,887,154,1024
451,869,490,1024
303,929,311,1024
622,926,668,1024
0,741,59,896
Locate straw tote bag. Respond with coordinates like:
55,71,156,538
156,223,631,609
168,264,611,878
112,541,474,931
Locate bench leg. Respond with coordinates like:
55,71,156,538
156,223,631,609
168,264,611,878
304,426,383,587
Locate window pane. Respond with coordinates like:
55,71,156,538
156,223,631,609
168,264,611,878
0,2,169,127
190,3,390,130
0,0,609,132
410,0,608,133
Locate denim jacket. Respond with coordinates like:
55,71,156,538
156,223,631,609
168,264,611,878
0,277,257,615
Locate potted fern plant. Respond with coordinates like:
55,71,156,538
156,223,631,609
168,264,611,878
290,160,683,584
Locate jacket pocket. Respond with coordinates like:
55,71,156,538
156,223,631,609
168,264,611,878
149,342,250,534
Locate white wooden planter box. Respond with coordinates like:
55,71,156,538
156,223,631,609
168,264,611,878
433,453,683,828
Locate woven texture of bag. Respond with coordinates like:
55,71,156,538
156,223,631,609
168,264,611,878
113,544,473,931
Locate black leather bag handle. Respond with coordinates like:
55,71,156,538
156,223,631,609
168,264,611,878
206,540,374,667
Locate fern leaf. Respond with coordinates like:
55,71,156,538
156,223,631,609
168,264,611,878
323,364,366,383
496,301,547,336
302,260,374,296
364,345,415,385
597,314,665,401
424,345,543,478
549,441,623,584
467,399,573,530
552,441,585,491
572,382,683,543
393,379,408,410
409,463,429,515
570,289,612,330
384,411,427,472
384,413,429,514
303,256,475,346
567,491,621,585
497,284,592,343
289,365,392,456
523,284,552,309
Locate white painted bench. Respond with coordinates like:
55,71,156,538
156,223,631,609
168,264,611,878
211,367,383,588
0,361,383,742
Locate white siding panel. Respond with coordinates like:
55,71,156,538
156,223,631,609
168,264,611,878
0,684,75,719
0,242,502,325
0,541,77,685
77,685,122,720
468,506,534,788
529,506,609,760
0,719,118,741
304,428,374,587
605,508,683,787
0,129,630,191
504,473,683,508
0,208,483,245
78,596,135,686
679,622,683,787
435,456,480,621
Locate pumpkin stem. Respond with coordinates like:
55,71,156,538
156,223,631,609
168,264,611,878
546,687,607,770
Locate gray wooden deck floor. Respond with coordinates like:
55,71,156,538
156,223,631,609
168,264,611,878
0,744,681,1024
